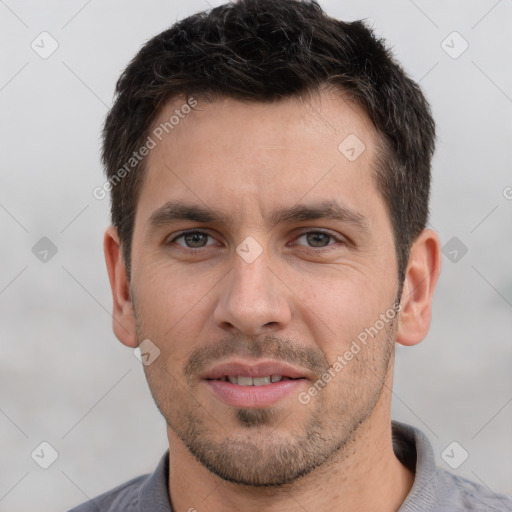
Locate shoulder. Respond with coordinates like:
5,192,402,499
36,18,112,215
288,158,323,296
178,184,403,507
436,468,512,511
67,450,171,512
392,421,512,512
67,473,149,511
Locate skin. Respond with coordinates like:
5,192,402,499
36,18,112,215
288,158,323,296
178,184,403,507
105,89,441,512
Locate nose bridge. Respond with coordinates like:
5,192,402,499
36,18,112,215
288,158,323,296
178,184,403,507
214,243,291,335
232,250,273,302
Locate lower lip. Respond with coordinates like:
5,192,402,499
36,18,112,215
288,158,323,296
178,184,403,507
204,379,306,408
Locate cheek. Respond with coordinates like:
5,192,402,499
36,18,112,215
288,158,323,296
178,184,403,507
134,259,212,325
132,262,224,366
297,269,381,325
295,269,395,360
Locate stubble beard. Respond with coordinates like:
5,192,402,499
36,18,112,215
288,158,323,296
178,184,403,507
136,311,396,487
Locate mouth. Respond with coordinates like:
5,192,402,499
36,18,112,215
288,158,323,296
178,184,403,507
201,360,309,407
207,375,304,386
201,359,310,381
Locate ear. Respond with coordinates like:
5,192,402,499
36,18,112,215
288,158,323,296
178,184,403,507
396,229,441,347
104,225,138,348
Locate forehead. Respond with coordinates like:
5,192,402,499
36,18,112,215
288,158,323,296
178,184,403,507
136,90,383,231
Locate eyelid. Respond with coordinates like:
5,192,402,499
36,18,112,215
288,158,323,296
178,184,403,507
167,229,219,247
291,229,348,249
167,228,348,251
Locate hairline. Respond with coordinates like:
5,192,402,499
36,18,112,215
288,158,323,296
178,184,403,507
119,86,408,288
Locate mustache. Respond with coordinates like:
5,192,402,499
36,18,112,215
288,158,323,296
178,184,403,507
184,335,330,379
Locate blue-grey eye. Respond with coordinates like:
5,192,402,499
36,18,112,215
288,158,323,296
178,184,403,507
296,231,335,248
174,231,214,248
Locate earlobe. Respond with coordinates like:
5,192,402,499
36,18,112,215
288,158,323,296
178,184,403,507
396,229,442,347
103,226,138,348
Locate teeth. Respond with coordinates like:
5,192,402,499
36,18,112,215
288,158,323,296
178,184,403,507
253,376,271,386
238,376,253,386
225,375,284,386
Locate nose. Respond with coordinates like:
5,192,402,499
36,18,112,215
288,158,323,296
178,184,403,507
213,249,292,336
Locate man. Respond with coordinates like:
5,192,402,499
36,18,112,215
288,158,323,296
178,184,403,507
71,1,512,510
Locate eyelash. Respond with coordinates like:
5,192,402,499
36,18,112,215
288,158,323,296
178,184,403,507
167,229,347,253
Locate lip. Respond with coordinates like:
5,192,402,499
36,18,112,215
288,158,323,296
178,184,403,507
200,359,311,380
205,379,306,408
200,359,311,408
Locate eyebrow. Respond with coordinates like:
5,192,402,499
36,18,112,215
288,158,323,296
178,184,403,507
147,200,370,233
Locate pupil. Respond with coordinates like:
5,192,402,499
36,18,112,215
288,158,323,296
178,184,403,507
307,232,330,247
185,233,206,247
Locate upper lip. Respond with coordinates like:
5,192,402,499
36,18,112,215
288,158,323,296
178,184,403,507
201,359,311,380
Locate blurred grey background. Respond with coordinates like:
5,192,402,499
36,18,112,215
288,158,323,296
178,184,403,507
0,1,511,510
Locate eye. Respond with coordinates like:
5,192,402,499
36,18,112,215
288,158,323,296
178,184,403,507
293,230,345,249
166,229,346,252
170,231,217,249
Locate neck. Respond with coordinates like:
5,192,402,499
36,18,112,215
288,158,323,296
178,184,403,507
167,385,414,512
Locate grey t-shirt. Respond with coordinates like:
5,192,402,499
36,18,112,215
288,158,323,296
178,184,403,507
68,421,512,511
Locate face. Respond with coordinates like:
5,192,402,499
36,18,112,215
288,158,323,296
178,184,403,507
129,90,400,486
